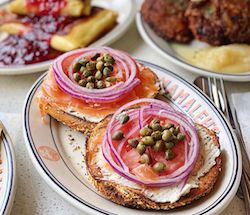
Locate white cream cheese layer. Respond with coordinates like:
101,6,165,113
65,108,103,123
94,126,220,203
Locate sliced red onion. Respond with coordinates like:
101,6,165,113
102,98,199,187
52,47,141,103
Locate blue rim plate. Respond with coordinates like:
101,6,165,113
0,128,16,215
136,12,250,82
23,60,241,215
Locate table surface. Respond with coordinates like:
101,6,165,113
0,10,249,215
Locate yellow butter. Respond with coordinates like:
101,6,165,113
51,9,117,52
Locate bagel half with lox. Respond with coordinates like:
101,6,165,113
86,98,222,210
37,47,160,133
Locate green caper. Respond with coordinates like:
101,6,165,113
86,62,96,71
151,131,162,140
80,66,86,73
169,127,175,133
72,62,81,73
96,80,104,89
139,153,151,164
105,81,111,88
153,162,166,173
153,140,164,152
95,71,103,80
86,82,94,89
104,54,115,64
151,123,162,131
112,130,124,140
165,142,174,149
106,77,117,82
87,76,95,83
141,136,155,146
104,63,114,71
177,133,186,141
128,138,139,148
119,114,130,124
173,126,180,135
165,149,174,160
73,73,81,81
136,142,146,155
91,53,100,61
163,123,174,129
78,79,87,87
162,129,172,141
78,59,88,67
150,118,160,126
83,70,92,78
96,61,104,71
140,127,153,137
103,67,112,77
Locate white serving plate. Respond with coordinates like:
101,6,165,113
23,60,241,215
0,125,16,215
136,11,250,82
0,0,136,75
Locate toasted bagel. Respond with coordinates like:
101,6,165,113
86,116,222,210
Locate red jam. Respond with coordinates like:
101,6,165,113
0,15,75,66
26,0,67,16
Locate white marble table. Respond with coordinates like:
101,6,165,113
0,19,248,215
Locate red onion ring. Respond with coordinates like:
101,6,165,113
102,98,199,187
52,47,141,103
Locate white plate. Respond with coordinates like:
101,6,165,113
136,12,250,82
23,60,242,215
0,0,136,75
0,127,16,215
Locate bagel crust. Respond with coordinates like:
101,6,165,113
86,117,222,210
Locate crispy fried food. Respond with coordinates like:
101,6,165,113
186,0,250,45
141,0,193,43
86,117,222,210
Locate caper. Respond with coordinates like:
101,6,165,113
87,76,95,83
173,126,180,135
103,67,112,77
78,59,88,67
72,62,81,73
106,77,117,82
78,79,87,87
165,149,174,160
139,153,151,164
105,82,111,88
104,63,114,71
165,142,174,149
177,133,186,141
163,123,174,129
151,131,162,140
73,73,80,81
91,53,100,61
83,70,92,78
128,138,139,148
80,66,86,73
86,62,96,71
140,127,153,137
104,54,115,64
96,61,104,71
151,123,162,131
95,71,103,80
153,140,164,152
96,80,104,89
141,136,155,146
150,118,160,126
112,130,124,140
86,82,94,89
136,142,146,155
162,129,172,141
153,162,166,173
169,127,175,133
119,114,130,124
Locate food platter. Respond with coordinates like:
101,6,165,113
0,124,16,215
136,13,250,82
0,0,136,75
23,60,241,215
